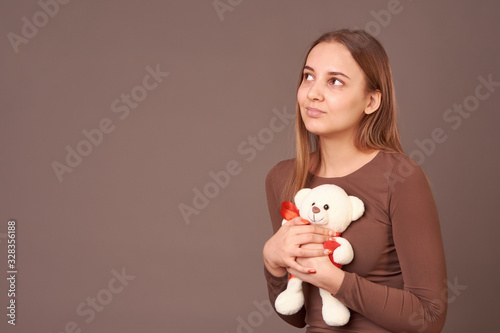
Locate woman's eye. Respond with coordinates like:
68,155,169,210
304,73,313,81
329,78,343,86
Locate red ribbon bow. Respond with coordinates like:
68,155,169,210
280,201,301,221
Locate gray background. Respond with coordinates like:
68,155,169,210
1,0,499,332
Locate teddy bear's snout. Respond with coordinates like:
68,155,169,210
312,206,321,214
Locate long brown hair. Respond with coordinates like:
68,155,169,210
283,29,404,201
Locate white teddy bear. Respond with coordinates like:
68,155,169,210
275,184,365,326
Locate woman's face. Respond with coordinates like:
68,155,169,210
297,42,376,139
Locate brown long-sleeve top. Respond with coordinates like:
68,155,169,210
264,151,447,332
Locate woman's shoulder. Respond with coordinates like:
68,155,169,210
376,150,410,166
266,158,294,183
375,150,422,173
376,150,430,192
267,158,294,177
265,158,294,195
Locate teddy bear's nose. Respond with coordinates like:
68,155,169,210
312,206,320,214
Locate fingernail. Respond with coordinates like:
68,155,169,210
308,269,316,274
301,219,310,224
324,249,333,255
329,230,335,236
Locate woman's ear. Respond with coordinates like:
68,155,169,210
364,90,381,115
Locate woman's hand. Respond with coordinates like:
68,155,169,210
288,243,345,295
263,217,334,277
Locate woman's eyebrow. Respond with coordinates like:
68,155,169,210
303,65,350,80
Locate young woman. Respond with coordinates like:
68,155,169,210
263,29,447,332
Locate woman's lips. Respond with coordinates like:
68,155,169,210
306,107,326,117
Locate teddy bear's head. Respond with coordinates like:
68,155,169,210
294,184,365,233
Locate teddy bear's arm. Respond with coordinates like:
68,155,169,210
332,237,354,265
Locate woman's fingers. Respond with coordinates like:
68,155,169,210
284,221,332,248
289,242,331,258
287,217,333,236
294,233,331,246
288,216,311,225
279,218,333,258
284,257,317,274
264,217,334,275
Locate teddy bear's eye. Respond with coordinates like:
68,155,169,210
312,202,315,206
323,204,329,210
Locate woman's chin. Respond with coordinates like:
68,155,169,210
304,122,356,139
304,124,331,136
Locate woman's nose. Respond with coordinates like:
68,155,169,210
307,82,324,101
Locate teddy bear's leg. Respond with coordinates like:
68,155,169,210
318,288,350,326
275,277,304,315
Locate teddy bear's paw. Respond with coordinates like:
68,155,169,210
275,289,304,315
332,238,354,265
333,248,353,265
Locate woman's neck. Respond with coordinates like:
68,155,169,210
317,136,379,178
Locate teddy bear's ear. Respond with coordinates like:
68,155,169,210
294,188,311,207
349,196,365,221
